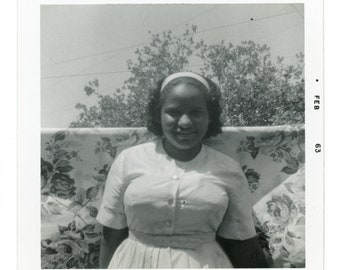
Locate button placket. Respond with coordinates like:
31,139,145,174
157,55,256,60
168,160,186,234
175,167,188,212
171,159,185,181
167,178,178,234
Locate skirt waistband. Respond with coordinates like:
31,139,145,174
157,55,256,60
128,230,216,249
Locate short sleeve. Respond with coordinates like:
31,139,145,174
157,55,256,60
217,167,256,240
96,152,128,229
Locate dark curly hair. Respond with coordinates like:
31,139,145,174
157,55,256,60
146,74,223,139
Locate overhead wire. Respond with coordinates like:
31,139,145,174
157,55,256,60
41,6,218,92
42,7,217,69
42,70,130,80
196,9,298,34
42,8,299,71
256,21,303,42
42,7,219,116
42,9,302,80
290,4,304,19
41,42,145,68
43,6,304,119
43,62,206,117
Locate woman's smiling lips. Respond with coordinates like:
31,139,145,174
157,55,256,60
175,131,197,139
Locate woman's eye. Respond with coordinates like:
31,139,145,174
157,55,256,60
167,110,181,117
164,109,205,118
190,111,204,117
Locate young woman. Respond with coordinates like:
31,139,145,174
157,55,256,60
97,72,268,268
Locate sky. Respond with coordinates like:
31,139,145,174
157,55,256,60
41,3,304,128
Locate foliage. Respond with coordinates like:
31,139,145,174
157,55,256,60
70,25,304,128
70,26,198,127
197,41,304,126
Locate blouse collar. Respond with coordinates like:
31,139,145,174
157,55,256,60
156,139,207,167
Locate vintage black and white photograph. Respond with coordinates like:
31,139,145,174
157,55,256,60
38,3,308,269
3,0,320,268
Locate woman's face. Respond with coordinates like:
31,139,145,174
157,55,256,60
161,83,209,159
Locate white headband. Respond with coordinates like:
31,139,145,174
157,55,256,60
161,72,210,92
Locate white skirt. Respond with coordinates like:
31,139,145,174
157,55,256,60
108,232,233,268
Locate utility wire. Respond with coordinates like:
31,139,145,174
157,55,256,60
42,7,304,126
43,9,298,69
196,9,297,34
41,6,217,91
42,62,208,79
42,9,213,95
43,63,206,116
256,21,303,42
42,7,217,68
42,43,144,68
43,7,216,81
42,20,303,80
290,4,304,19
42,70,130,80
43,49,302,117
42,7,303,114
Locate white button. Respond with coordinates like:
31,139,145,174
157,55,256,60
180,200,186,209
172,175,179,180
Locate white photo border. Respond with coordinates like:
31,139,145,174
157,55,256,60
18,0,323,269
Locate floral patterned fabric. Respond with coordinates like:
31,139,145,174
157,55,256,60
41,125,305,268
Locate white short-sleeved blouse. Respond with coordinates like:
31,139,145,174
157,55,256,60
97,140,256,268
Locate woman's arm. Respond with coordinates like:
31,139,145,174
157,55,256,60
216,235,269,268
99,226,129,269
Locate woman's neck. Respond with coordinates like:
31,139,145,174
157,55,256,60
162,139,202,162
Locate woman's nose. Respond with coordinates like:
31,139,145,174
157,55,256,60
178,114,193,128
